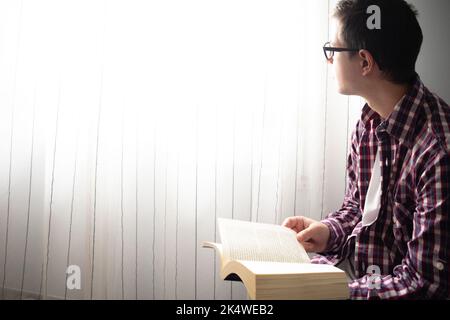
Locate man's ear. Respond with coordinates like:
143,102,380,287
358,49,375,76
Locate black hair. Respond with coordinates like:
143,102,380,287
334,0,423,84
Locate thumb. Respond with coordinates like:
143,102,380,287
297,227,313,243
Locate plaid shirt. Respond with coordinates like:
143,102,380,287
311,76,450,299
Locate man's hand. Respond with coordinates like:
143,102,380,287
282,216,330,253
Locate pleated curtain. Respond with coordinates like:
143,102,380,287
0,0,362,299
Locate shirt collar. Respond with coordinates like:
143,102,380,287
360,75,425,149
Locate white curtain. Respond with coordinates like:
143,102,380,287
0,0,361,300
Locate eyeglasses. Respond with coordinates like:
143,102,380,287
323,41,360,61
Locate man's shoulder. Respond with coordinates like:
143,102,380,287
414,86,450,155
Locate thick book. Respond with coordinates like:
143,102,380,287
202,218,349,300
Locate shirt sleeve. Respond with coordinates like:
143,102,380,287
348,149,450,299
320,122,362,254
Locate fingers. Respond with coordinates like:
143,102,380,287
301,242,315,252
297,227,316,252
281,217,294,228
282,216,305,233
297,228,312,243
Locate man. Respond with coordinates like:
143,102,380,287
283,0,449,299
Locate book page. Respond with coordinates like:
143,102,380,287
218,218,310,264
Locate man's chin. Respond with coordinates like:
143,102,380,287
337,85,354,96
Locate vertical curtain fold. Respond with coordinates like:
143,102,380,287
0,0,360,300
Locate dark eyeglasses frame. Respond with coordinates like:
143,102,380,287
323,41,360,61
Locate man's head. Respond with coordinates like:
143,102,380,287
328,0,423,95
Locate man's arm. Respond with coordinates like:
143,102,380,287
349,150,449,299
319,123,363,254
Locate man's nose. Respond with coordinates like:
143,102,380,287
327,57,334,65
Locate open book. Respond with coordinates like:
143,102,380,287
202,218,349,300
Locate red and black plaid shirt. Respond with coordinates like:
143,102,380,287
312,76,450,299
